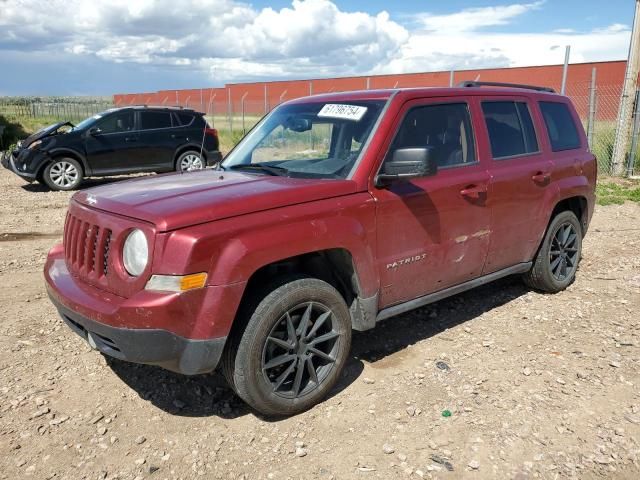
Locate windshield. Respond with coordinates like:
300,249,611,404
72,113,105,131
222,100,385,179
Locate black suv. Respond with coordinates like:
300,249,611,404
2,106,221,191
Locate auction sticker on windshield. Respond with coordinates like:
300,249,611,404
318,104,367,121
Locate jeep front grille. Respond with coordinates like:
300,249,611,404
64,214,112,277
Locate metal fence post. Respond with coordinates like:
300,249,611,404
449,70,455,87
587,67,597,150
626,89,640,177
241,92,248,135
561,45,570,95
264,83,268,114
209,92,217,126
227,89,232,132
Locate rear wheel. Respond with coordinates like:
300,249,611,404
222,277,352,416
176,151,204,172
43,157,83,191
523,211,582,292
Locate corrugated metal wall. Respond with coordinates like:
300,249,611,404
113,61,632,121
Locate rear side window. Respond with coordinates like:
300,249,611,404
539,102,581,151
392,103,476,168
482,101,538,159
140,111,172,130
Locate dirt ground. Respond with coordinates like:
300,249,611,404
0,167,639,480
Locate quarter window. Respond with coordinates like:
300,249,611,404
176,113,195,126
391,103,476,168
539,102,581,151
482,101,538,159
140,111,172,130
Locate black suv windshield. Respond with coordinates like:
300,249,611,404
222,100,385,179
72,109,119,131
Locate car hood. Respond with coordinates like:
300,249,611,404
22,121,73,147
73,170,359,232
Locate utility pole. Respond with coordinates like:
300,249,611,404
612,0,640,176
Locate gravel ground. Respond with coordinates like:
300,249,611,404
0,168,639,480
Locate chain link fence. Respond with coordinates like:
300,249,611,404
1,82,639,172
0,97,114,149
0,97,113,121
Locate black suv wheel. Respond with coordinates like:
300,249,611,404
222,276,352,416
176,151,205,172
43,158,83,191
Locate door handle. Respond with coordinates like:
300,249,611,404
460,184,487,200
532,171,551,183
124,137,137,142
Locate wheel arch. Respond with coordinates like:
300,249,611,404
236,248,378,333
549,195,588,235
38,148,89,178
174,144,206,168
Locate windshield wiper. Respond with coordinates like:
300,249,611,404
228,164,288,176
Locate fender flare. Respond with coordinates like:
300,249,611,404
536,176,590,248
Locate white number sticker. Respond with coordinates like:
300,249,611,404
318,104,367,121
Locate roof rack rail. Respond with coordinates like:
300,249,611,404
457,81,556,93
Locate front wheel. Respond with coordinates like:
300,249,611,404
43,158,83,191
523,210,583,293
222,277,352,416
176,151,204,172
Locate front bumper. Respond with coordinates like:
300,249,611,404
52,298,226,375
1,148,39,181
44,244,245,375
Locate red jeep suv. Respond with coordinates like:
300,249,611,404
45,82,596,416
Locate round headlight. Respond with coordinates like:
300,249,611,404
123,229,148,276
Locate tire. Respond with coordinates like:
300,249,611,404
43,157,83,191
222,276,352,416
523,210,582,293
176,150,205,172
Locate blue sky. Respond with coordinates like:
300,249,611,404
0,0,635,96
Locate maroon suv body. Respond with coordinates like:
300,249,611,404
45,83,596,415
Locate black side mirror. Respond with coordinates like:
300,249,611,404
88,127,102,136
377,147,437,185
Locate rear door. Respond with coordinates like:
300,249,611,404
479,96,554,273
84,110,139,173
372,97,492,307
136,110,177,170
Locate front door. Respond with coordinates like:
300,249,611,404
372,98,492,308
84,110,140,173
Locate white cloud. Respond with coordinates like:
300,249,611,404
0,0,408,81
416,1,545,32
0,0,632,87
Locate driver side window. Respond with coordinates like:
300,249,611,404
391,103,476,169
97,111,135,134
